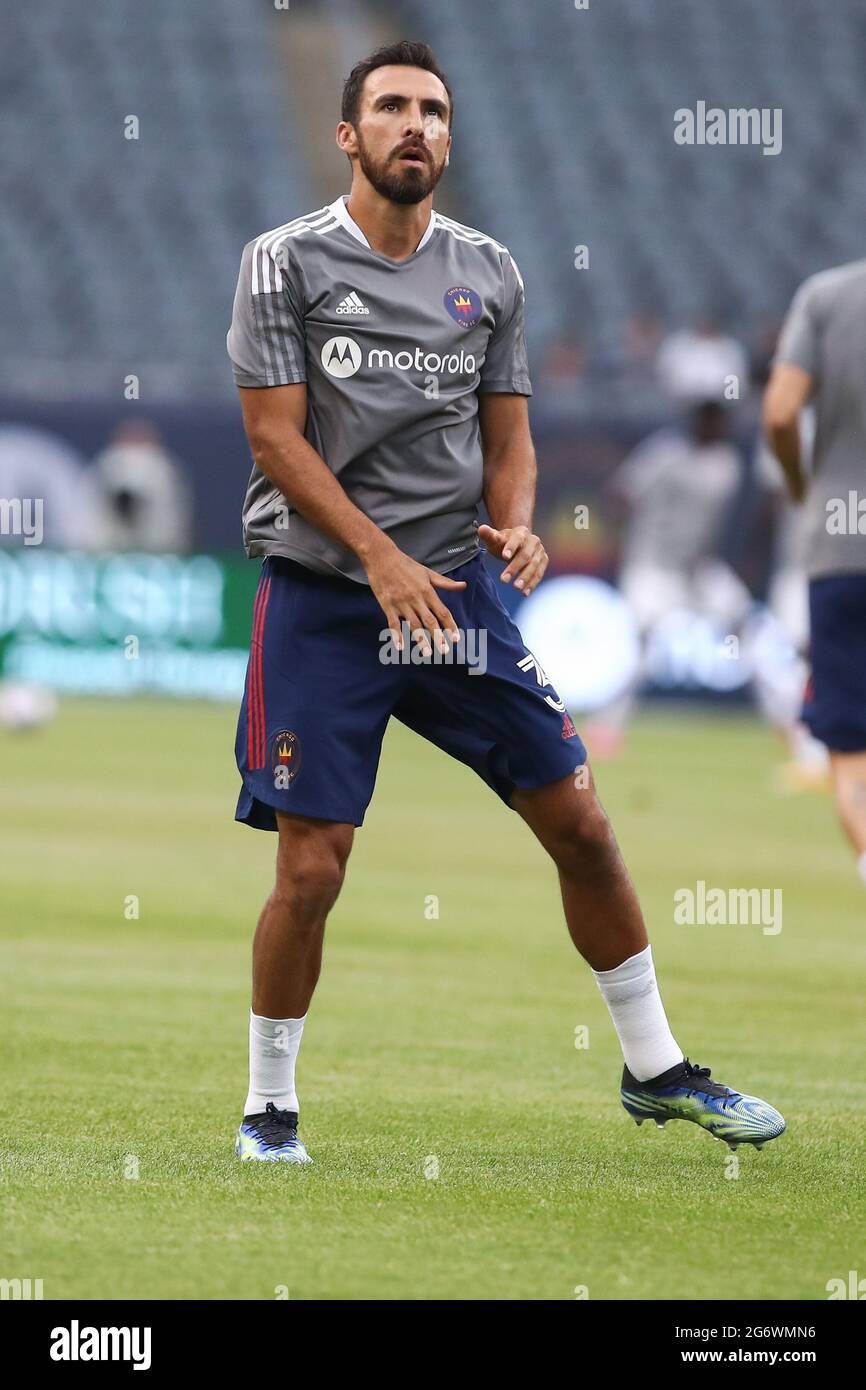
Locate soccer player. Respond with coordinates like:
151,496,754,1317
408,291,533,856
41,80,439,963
227,40,784,1163
764,259,866,880
587,399,749,757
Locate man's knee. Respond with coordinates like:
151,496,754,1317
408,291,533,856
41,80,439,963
543,790,618,877
273,818,354,921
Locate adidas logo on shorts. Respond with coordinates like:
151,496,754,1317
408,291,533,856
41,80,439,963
336,291,370,316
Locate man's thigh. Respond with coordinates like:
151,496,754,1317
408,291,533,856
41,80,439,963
235,558,402,830
394,556,587,805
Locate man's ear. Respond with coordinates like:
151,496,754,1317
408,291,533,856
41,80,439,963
336,120,356,158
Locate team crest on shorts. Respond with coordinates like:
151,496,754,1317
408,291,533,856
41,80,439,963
271,729,302,786
444,285,482,329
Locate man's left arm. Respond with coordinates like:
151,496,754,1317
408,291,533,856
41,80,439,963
478,391,548,595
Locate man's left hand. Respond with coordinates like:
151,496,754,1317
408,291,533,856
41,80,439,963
477,524,548,595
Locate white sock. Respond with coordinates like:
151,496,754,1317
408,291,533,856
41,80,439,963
244,1011,306,1117
858,852,866,888
592,945,683,1082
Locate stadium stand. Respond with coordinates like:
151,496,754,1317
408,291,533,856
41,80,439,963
0,0,312,400
1,0,864,403
389,0,866,372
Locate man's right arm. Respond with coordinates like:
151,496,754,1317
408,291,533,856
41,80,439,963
239,383,387,571
237,384,464,650
762,363,813,503
763,278,818,504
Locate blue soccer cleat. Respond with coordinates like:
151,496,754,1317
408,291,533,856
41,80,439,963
621,1057,785,1150
235,1102,313,1164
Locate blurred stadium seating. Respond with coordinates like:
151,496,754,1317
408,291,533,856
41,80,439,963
0,0,312,399
2,0,865,404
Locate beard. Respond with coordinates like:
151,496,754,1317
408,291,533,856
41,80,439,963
355,131,446,205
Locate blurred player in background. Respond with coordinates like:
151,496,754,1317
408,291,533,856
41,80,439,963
750,419,830,791
225,40,784,1166
588,399,748,756
764,259,866,883
86,420,193,552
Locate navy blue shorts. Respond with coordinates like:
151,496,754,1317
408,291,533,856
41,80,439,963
803,573,866,752
235,553,587,829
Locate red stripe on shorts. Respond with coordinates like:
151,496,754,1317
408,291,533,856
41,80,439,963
247,575,271,770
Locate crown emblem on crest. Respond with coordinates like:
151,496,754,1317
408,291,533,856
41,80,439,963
271,729,301,783
443,285,482,328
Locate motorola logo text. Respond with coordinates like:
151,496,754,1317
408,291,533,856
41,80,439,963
321,336,476,380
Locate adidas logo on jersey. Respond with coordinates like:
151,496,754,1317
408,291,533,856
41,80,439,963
336,291,370,316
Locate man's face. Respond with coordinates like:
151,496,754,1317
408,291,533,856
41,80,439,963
346,65,451,204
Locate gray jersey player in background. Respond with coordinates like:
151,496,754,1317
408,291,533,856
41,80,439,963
764,260,866,884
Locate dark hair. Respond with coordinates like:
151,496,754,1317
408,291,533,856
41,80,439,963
341,40,453,130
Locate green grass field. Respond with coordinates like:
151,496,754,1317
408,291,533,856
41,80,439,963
1,698,864,1301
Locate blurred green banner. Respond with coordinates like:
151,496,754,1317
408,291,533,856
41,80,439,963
0,550,259,699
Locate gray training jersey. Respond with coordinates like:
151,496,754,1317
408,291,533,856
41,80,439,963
227,195,531,582
774,259,866,578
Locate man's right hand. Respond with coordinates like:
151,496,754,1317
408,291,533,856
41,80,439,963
363,539,466,655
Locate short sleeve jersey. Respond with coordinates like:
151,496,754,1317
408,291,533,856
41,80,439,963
227,195,531,582
774,259,866,578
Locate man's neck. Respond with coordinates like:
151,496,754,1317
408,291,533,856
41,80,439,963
345,187,433,262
